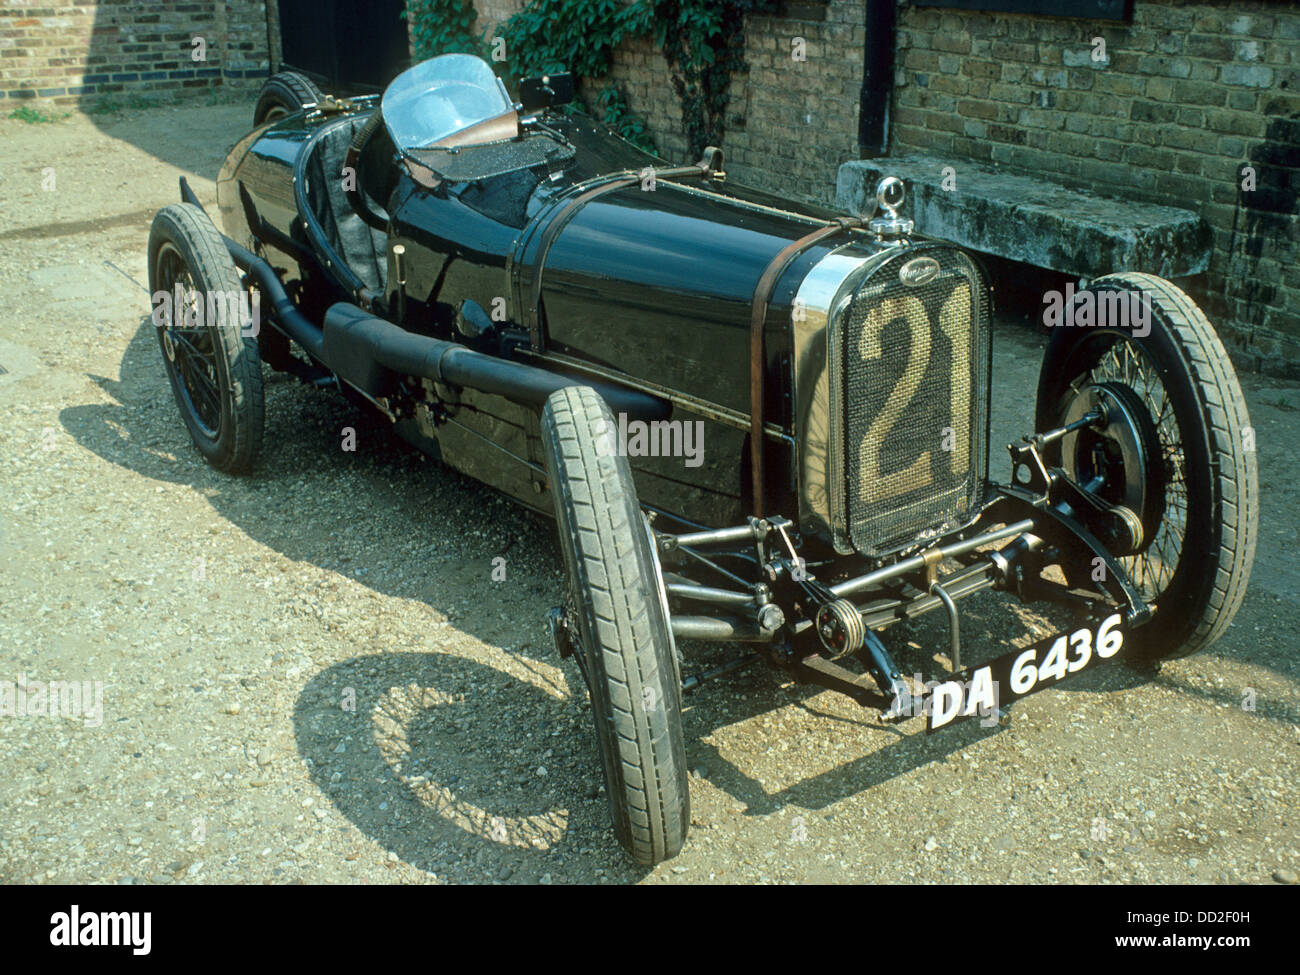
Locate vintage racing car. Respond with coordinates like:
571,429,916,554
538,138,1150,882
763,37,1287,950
147,54,1258,865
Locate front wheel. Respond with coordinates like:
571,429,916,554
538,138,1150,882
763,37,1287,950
1036,272,1257,660
148,203,264,473
541,386,690,865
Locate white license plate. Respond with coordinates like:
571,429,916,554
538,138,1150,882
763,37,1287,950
925,612,1126,732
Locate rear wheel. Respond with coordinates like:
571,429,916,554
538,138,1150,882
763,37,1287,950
254,71,324,126
1036,272,1257,660
541,386,690,865
148,203,264,473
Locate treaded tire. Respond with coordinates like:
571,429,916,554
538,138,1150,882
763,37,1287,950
541,386,690,865
1036,272,1257,660
148,203,264,474
254,71,324,126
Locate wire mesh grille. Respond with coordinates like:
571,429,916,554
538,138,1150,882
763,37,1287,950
838,247,989,556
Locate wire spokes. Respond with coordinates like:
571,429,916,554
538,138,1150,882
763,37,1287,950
156,246,223,438
1082,338,1187,603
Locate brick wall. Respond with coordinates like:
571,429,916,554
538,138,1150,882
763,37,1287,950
0,1,272,107
5,0,1295,368
597,1,863,204
475,0,521,37
555,0,1300,372
220,0,271,79
892,0,1300,370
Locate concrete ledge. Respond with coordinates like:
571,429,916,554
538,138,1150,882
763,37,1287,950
836,155,1211,279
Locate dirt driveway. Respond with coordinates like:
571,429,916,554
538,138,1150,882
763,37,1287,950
0,98,1297,885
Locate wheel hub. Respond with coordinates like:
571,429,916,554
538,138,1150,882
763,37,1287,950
1061,382,1167,556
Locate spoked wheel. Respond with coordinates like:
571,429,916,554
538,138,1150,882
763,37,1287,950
148,203,264,473
1036,272,1257,660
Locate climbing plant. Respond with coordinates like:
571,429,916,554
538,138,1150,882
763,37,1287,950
404,0,487,60
650,0,780,159
595,84,655,153
497,0,657,152
405,0,780,159
498,0,652,80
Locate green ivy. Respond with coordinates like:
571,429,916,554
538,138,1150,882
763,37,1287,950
404,0,777,160
498,0,650,80
404,0,487,60
651,0,781,159
496,0,657,153
596,84,656,154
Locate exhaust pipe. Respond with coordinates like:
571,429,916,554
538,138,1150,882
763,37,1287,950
230,239,327,363
323,303,672,421
181,177,328,363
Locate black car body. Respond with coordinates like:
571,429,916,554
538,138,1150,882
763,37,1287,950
147,55,1258,864
219,88,979,548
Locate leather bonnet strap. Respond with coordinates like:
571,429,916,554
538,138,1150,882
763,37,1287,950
524,149,727,349
526,173,639,347
749,216,862,517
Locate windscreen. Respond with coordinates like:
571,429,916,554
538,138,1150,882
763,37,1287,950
381,54,513,151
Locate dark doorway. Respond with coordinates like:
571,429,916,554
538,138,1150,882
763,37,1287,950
279,0,411,93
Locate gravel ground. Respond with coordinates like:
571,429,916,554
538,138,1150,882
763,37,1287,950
0,99,1297,885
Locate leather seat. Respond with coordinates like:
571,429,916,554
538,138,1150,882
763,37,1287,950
303,115,388,294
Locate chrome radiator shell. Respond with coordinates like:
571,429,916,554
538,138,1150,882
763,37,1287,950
792,242,991,556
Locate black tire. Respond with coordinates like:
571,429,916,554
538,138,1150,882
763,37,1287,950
541,386,689,865
148,203,264,474
1036,272,1257,660
253,71,324,126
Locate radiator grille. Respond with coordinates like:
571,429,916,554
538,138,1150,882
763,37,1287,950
837,247,989,556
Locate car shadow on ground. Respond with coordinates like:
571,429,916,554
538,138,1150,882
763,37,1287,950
60,316,1298,875
292,649,661,882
